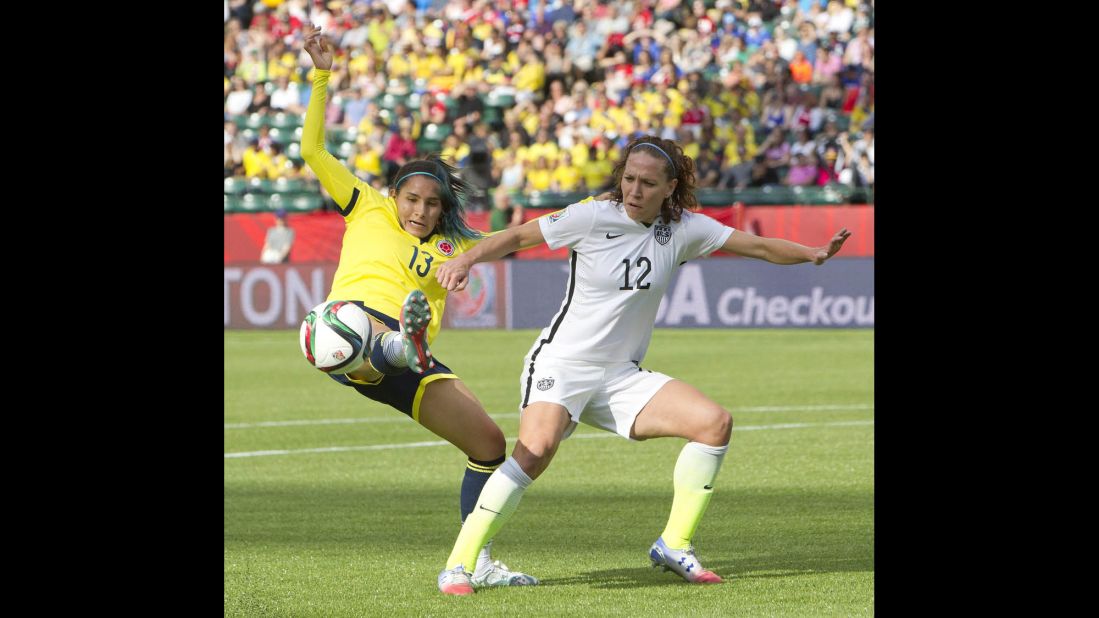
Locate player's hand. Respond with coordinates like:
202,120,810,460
812,228,851,265
436,257,472,292
303,24,334,70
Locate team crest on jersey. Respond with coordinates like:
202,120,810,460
654,224,672,245
436,239,455,256
537,377,555,391
547,209,569,223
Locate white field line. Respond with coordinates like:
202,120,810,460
225,419,873,459
224,404,873,429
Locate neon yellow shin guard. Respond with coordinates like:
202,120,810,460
660,442,728,549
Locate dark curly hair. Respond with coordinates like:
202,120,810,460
609,135,699,224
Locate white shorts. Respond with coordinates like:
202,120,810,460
518,358,675,441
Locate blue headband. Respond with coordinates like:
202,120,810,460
394,171,443,190
632,142,676,174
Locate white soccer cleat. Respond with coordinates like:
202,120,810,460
471,559,540,588
437,565,474,596
649,536,723,583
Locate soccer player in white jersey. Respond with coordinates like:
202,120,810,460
432,135,851,594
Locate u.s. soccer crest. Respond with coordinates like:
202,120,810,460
654,224,672,245
537,377,555,391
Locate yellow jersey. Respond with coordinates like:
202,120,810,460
304,70,480,343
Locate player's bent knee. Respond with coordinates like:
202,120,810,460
512,439,558,479
698,408,732,446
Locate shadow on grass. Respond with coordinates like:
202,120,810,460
226,483,872,586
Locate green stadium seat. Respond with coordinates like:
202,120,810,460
224,194,242,212
422,123,452,141
247,177,273,194
696,188,739,206
272,177,306,194
288,193,324,212
244,113,267,129
239,193,267,212
327,127,348,143
524,191,589,209
266,193,286,212
378,93,404,110
417,139,442,154
269,112,301,129
337,142,357,159
267,127,290,145
483,92,515,109
286,142,302,161
481,107,501,125
224,176,249,195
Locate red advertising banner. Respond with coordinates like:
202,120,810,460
225,205,874,263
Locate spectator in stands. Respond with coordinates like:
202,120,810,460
260,209,295,264
270,75,305,114
226,76,254,116
748,154,781,187
790,126,816,158
451,83,485,126
550,152,583,192
760,126,792,172
784,151,818,187
819,74,844,110
720,142,756,189
694,147,722,188
490,190,524,242
817,146,841,186
383,121,418,184
526,156,553,192
789,50,813,85
813,46,842,85
342,88,369,129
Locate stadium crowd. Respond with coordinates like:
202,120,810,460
224,0,873,214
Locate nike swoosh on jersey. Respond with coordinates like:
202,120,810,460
606,232,624,239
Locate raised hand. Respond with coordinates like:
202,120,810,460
812,228,852,265
302,24,333,70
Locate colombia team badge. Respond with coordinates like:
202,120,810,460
436,239,455,256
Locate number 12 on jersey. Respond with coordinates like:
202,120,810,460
619,257,651,290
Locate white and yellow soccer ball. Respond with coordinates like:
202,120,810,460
299,301,373,374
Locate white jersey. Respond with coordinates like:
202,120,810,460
529,199,733,364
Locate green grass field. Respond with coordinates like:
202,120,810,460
225,328,873,616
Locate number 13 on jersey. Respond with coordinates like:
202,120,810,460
408,245,434,277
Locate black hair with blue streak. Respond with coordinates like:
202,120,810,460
392,154,483,243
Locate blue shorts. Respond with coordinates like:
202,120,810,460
327,303,457,422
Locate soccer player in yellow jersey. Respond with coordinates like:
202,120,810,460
301,25,537,593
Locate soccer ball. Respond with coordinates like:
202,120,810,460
299,300,373,374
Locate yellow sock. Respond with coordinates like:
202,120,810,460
446,457,532,571
660,441,728,550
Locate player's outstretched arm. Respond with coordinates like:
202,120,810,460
721,227,851,265
299,25,365,212
436,219,546,291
